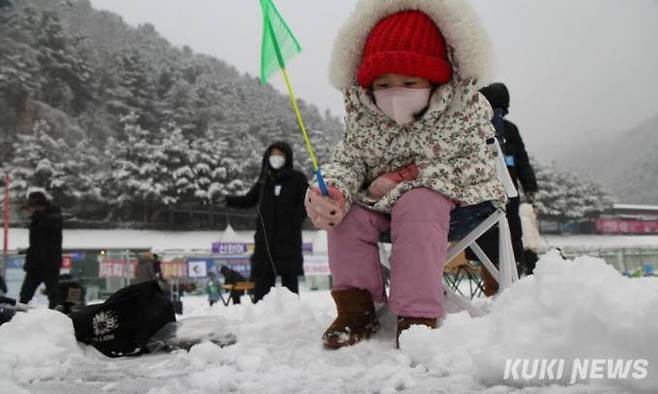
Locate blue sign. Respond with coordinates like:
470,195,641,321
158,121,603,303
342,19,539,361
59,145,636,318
212,243,251,255
643,263,655,276
65,252,86,262
187,258,215,274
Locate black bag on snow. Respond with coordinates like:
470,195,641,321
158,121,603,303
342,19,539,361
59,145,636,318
71,281,175,357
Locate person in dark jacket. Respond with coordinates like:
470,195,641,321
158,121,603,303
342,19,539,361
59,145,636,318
0,275,7,295
19,191,63,309
57,273,85,314
207,271,222,306
152,253,163,279
471,83,539,294
135,251,157,284
226,141,309,302
219,265,248,305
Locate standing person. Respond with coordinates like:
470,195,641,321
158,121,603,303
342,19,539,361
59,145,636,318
19,191,63,309
134,251,157,284
152,253,162,279
471,82,539,294
219,265,247,305
226,142,308,302
0,274,7,296
305,0,506,348
206,271,222,306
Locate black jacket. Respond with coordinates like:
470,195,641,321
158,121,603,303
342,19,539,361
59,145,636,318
481,83,537,193
226,142,309,276
468,83,538,265
25,204,63,273
220,266,247,285
502,119,538,193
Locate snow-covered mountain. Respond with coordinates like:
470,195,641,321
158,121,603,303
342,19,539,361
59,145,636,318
554,113,658,205
0,0,343,225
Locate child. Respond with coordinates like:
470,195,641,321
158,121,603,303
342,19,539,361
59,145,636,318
206,271,222,306
305,0,506,348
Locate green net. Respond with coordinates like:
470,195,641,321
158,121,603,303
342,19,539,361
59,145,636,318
259,0,302,85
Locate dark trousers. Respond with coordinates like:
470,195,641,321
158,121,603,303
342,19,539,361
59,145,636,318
19,270,61,308
229,290,244,304
253,271,299,302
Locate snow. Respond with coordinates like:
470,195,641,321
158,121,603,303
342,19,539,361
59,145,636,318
6,228,323,252
219,224,241,243
0,309,85,385
400,251,658,392
613,204,658,212
546,235,658,250
7,227,657,254
1,252,657,393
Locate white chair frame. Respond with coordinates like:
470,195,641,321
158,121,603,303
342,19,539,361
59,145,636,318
380,140,519,317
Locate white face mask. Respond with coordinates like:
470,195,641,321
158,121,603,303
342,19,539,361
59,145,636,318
269,155,286,170
373,87,432,125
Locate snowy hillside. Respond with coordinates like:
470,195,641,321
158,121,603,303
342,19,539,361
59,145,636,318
1,252,657,393
0,0,342,226
554,113,658,205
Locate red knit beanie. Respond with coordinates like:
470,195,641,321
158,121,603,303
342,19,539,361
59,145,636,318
357,11,452,88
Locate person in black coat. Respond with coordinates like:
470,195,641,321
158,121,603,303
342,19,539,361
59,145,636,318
226,141,309,302
470,83,539,293
0,274,7,295
19,191,63,308
219,265,247,304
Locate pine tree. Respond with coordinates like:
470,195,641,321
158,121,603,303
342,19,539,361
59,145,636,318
105,48,158,132
61,138,105,214
533,159,614,222
105,113,162,220
35,11,94,114
1,0,344,227
3,120,105,214
157,122,192,206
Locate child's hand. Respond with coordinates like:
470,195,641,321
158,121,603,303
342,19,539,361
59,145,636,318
367,163,418,200
367,177,397,200
305,186,347,230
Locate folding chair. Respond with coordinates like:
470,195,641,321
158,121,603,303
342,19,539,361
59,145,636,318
220,282,257,306
380,139,519,317
443,252,485,299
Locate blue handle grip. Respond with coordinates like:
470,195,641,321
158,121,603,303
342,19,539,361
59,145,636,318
315,168,329,197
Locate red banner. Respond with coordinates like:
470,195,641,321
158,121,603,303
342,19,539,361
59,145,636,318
61,255,73,269
162,259,187,279
595,218,658,234
98,258,138,278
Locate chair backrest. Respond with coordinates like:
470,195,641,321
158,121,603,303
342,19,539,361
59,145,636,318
491,139,518,199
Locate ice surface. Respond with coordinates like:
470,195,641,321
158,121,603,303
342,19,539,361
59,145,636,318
1,252,657,393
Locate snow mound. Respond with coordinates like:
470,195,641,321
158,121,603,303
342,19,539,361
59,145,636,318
400,251,658,391
0,379,30,394
0,309,84,384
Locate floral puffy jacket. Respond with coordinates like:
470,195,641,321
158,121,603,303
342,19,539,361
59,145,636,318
321,78,507,213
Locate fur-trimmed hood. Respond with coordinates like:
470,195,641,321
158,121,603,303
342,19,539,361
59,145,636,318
329,0,494,90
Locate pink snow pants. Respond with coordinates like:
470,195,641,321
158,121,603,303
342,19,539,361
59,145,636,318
328,188,454,318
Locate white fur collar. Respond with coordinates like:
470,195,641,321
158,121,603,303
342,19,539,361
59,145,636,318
329,0,495,90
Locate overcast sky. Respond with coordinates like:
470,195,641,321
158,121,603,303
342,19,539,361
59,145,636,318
90,0,658,160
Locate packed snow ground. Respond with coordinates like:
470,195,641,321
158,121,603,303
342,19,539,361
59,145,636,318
2,252,658,394
7,227,658,252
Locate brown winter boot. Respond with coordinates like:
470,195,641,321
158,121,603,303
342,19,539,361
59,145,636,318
322,289,380,349
481,266,499,297
396,316,438,348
